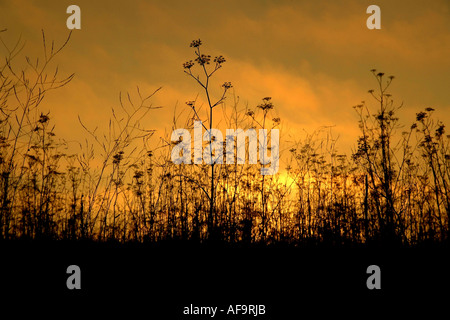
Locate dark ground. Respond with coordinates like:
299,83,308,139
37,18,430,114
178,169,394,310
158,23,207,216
1,239,448,318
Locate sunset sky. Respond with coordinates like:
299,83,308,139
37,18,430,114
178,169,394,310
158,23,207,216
1,0,449,164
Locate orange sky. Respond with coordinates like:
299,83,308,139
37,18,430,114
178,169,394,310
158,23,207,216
1,0,449,165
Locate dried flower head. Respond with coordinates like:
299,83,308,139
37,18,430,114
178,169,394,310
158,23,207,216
195,54,211,66
257,101,274,111
436,124,445,138
214,55,226,64
183,60,194,69
38,113,50,124
190,39,202,48
113,151,124,164
222,82,232,89
416,111,427,122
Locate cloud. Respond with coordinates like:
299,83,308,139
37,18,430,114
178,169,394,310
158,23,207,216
2,0,449,159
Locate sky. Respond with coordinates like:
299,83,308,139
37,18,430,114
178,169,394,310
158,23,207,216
1,0,449,165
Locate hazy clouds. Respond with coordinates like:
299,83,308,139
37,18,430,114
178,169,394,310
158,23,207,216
1,0,449,157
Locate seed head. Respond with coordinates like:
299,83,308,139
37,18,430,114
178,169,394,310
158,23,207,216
190,39,202,48
222,82,232,89
183,60,194,69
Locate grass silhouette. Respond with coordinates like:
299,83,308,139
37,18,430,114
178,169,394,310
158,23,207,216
1,32,449,247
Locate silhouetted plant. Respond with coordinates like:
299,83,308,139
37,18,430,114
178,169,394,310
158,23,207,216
0,30,73,240
182,39,232,240
1,32,448,246
352,70,403,242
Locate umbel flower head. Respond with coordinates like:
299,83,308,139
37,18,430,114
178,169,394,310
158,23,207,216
222,82,232,89
183,60,194,69
190,39,202,48
214,55,226,65
246,110,255,117
416,111,427,122
195,54,211,66
257,97,274,111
